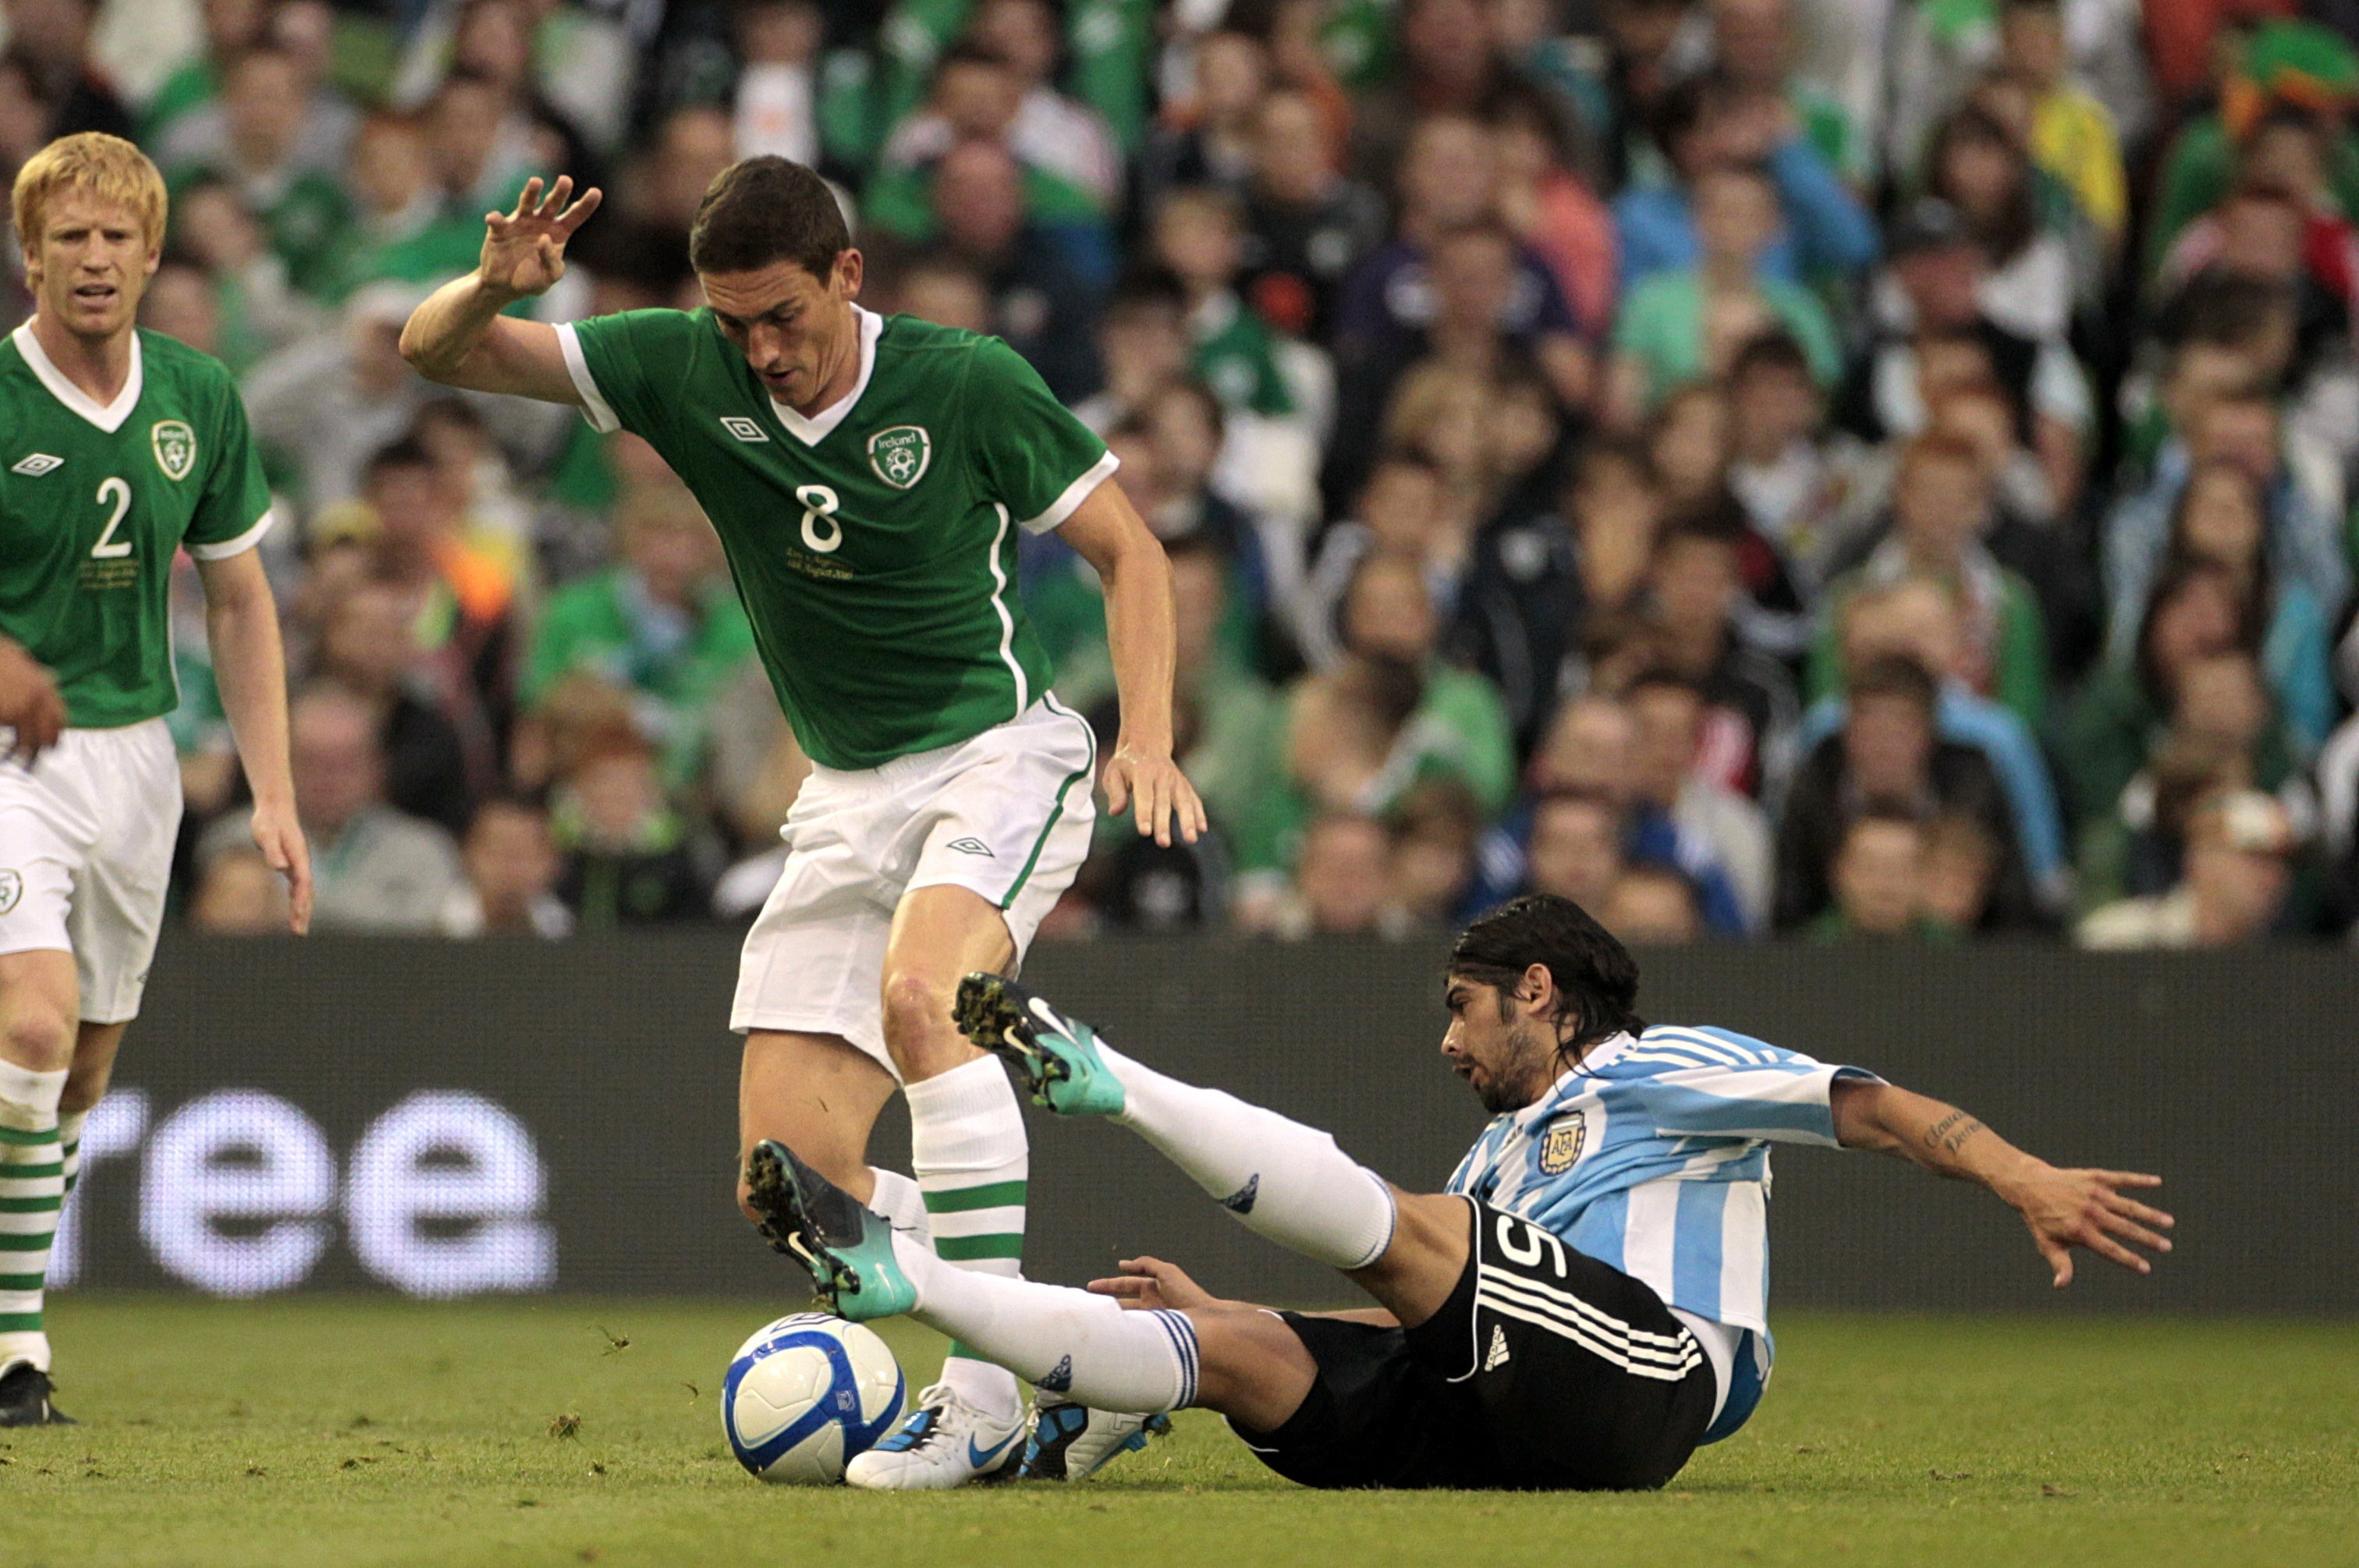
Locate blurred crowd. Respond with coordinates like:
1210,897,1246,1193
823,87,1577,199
14,0,2359,949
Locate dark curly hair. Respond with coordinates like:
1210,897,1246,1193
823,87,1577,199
1449,894,1646,1058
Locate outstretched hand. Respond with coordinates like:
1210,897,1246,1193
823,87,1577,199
1089,1256,1230,1312
250,800,312,935
2002,1164,2174,1288
1102,747,1207,849
478,176,602,302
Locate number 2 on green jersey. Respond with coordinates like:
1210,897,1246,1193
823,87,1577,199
92,477,132,559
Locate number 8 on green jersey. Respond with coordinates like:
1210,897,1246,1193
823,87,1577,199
554,305,1114,771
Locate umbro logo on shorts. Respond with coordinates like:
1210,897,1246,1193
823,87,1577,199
11,453,62,477
719,417,769,442
946,838,994,856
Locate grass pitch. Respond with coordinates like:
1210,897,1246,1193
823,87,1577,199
5,1297,2353,1568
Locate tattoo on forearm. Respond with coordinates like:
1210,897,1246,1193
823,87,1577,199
1921,1112,1986,1157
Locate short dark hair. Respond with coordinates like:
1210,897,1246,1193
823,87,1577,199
1103,264,1190,324
1655,495,1749,555
689,156,850,279
1848,653,1939,716
1449,893,1646,1054
933,38,1016,83
364,435,436,481
1728,328,1812,385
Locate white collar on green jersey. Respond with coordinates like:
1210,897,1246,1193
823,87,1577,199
768,304,882,448
11,319,144,434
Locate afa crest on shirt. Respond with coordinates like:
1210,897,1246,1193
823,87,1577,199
151,420,197,481
1538,1119,1586,1174
867,425,931,490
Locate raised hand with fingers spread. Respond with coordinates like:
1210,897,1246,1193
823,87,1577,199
477,175,603,303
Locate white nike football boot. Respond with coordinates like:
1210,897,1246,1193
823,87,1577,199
843,1383,1025,1490
1020,1394,1172,1480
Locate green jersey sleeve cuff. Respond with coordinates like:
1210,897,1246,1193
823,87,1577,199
186,506,275,560
555,322,621,434
1021,449,1120,534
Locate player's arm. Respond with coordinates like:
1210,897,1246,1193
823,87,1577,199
399,176,602,403
1057,483,1208,848
193,548,311,935
1829,1078,2173,1288
1089,1256,1396,1324
0,633,66,761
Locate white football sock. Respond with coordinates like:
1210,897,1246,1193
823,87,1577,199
1099,1045,1396,1272
0,1061,67,1375
57,1111,86,1197
864,1167,932,1244
890,1229,1196,1414
906,1057,1027,1411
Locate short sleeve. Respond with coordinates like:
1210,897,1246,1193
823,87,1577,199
1617,1028,1883,1148
184,366,274,560
559,309,700,438
965,335,1117,534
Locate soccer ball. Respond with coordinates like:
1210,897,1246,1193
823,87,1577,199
722,1313,906,1484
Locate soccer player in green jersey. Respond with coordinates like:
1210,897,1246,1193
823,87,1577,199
0,134,311,1426
402,157,1207,1488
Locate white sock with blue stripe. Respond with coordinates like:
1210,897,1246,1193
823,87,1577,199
1097,1045,1397,1272
885,1229,1196,1414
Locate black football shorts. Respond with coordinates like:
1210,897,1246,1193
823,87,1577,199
1232,1199,1716,1491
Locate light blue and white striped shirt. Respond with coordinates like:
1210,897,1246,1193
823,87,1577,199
1446,1024,1878,1346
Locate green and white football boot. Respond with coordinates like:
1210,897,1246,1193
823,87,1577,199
953,974,1128,1118
741,1140,917,1321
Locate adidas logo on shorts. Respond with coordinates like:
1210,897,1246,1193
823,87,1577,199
1484,1324,1512,1371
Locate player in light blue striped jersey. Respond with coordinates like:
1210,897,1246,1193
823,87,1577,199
1446,1022,1883,1443
750,893,2174,1491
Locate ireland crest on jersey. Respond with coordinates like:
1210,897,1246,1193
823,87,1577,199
151,420,197,481
867,425,931,490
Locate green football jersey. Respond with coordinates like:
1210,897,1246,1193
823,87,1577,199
559,307,1116,771
0,324,273,729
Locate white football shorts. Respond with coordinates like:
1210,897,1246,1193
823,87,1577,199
731,697,1098,1077
0,719,182,1024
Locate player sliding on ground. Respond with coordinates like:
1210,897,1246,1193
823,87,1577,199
0,135,310,1427
747,893,2175,1490
401,158,1204,1488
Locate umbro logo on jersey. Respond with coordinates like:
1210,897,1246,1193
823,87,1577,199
946,837,994,857
10,453,62,477
720,416,769,442
1219,1174,1259,1215
1483,1325,1512,1371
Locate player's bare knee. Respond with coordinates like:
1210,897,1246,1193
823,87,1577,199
877,968,965,1077
0,1002,74,1074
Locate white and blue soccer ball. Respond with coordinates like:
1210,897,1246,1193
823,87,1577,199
722,1313,906,1484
